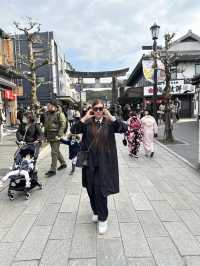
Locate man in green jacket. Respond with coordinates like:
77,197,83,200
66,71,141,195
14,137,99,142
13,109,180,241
44,100,67,177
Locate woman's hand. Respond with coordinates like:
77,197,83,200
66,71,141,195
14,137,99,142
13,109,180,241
80,109,94,123
103,108,115,121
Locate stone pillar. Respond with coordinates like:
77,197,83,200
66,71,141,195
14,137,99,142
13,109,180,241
112,76,118,105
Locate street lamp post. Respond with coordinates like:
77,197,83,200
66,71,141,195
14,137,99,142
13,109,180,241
150,22,160,120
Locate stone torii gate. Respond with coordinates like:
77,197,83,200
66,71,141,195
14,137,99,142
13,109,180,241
66,68,129,105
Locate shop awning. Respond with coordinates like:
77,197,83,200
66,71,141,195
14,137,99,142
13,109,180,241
0,77,16,89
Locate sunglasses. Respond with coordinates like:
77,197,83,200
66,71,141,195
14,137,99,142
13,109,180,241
93,107,104,112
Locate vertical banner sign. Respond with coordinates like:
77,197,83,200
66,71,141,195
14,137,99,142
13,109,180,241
142,59,165,83
142,60,154,83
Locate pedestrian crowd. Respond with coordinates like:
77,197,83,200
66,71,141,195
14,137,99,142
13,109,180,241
0,98,180,235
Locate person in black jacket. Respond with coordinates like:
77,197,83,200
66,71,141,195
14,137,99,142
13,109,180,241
60,133,80,175
71,99,127,234
16,112,42,163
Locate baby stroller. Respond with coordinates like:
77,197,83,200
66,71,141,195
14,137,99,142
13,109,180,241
8,141,42,200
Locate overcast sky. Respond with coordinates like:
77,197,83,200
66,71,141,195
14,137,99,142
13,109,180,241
1,0,200,73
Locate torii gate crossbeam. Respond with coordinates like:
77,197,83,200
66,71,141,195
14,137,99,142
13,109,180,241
65,68,129,104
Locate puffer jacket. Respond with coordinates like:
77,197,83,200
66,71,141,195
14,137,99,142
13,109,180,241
44,111,66,141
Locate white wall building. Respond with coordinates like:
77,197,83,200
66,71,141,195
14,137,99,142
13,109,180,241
168,30,200,117
127,30,200,118
56,49,79,105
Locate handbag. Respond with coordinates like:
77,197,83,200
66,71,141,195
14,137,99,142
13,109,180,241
76,125,102,168
76,150,89,167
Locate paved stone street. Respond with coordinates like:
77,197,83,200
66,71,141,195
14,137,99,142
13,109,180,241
158,119,199,168
0,130,19,176
0,135,200,265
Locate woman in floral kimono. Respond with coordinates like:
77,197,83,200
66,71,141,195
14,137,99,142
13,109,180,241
126,112,143,158
141,110,158,157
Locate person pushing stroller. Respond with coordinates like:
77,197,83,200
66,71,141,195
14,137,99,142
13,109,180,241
0,111,43,200
60,133,80,175
16,111,42,163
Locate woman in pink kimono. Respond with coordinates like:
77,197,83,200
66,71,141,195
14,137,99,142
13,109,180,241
141,111,158,157
126,112,143,158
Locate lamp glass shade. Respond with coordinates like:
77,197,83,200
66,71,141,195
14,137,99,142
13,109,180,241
150,23,160,40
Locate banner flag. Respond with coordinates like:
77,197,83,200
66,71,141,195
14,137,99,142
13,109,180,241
142,60,154,83
142,59,166,83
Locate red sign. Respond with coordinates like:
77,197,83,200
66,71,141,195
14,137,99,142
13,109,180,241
4,89,16,100
144,98,164,104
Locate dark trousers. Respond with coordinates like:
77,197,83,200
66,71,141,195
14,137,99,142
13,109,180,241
87,185,108,221
86,167,108,221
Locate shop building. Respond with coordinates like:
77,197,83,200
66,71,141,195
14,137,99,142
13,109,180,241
13,31,77,108
125,30,200,118
0,28,18,126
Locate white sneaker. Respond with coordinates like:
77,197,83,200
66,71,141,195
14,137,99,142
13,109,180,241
92,214,98,223
26,182,31,188
98,220,108,234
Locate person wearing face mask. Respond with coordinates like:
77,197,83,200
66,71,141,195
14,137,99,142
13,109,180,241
16,112,42,144
71,99,127,234
15,112,42,164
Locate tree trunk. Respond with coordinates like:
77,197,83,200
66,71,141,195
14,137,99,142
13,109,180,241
28,39,37,107
164,106,174,142
31,71,37,107
163,64,174,143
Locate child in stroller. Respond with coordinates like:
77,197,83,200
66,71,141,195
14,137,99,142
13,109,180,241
0,141,42,200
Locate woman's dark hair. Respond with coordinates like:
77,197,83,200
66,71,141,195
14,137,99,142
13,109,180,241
91,99,110,151
26,112,35,123
92,99,104,108
129,111,137,117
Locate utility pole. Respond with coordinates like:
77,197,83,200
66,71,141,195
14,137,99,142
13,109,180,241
112,76,118,105
150,22,160,121
152,38,158,120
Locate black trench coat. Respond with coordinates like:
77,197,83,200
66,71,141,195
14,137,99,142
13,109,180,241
71,118,128,197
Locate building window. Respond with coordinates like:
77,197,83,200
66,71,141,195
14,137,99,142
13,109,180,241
195,64,200,75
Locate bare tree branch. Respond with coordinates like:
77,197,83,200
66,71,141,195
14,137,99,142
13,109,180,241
13,18,51,106
33,59,49,70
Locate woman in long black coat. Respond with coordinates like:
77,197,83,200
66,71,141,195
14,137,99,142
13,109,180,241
71,99,127,234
